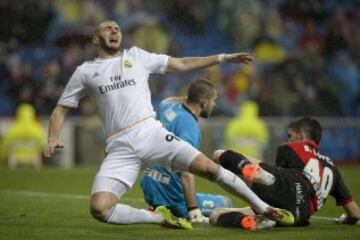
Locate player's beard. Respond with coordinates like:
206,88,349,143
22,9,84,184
200,109,211,118
99,36,121,54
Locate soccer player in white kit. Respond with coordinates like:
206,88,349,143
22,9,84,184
44,21,294,228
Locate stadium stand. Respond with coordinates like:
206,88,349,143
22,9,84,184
0,0,359,163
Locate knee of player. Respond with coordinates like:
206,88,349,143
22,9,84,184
204,161,220,179
90,203,110,222
91,210,107,222
212,149,225,163
90,194,116,222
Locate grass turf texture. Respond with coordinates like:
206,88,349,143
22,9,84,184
0,166,359,240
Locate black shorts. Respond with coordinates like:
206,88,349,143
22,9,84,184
251,163,313,226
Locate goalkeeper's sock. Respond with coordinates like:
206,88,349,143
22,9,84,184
105,203,164,224
214,166,269,214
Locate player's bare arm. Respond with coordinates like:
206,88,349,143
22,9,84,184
180,171,208,223
180,172,197,209
44,105,70,158
165,53,253,73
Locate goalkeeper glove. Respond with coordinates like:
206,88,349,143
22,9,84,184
188,208,209,223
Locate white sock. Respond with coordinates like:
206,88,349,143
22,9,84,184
215,167,269,214
105,204,164,224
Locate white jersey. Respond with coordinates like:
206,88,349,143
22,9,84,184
58,46,169,138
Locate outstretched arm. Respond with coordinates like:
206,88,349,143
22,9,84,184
165,53,253,74
44,105,70,158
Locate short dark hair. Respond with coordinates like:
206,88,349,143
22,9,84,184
287,120,299,132
186,79,216,104
294,117,322,144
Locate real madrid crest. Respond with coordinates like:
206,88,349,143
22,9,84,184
124,59,132,69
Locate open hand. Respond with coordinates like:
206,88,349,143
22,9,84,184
224,53,253,64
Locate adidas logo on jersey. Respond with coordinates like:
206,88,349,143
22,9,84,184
92,72,100,78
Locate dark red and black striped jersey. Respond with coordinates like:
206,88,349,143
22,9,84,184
275,140,353,215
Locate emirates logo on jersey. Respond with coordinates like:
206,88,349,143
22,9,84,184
124,59,132,69
98,78,136,94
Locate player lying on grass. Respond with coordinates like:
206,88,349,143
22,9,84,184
141,79,232,223
44,20,294,230
209,117,360,230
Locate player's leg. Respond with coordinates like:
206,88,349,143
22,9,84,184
90,176,192,228
181,154,294,225
212,149,275,186
89,129,168,225
187,154,271,214
213,149,261,164
253,167,313,227
250,163,309,226
209,207,255,224
209,207,275,230
90,175,165,224
138,121,293,225
90,129,191,229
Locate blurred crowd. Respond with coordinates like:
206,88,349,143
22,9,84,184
0,0,359,117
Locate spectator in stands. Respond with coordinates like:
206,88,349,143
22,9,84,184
323,6,351,57
130,15,169,54
252,25,287,64
298,20,323,52
218,0,262,49
328,51,360,116
161,0,213,34
0,0,359,117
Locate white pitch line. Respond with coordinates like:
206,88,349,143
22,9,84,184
0,190,144,203
311,216,337,221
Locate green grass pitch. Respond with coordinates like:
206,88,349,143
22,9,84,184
0,166,360,240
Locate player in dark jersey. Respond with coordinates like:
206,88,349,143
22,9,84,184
209,117,360,229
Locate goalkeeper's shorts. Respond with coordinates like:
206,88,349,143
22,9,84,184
196,193,233,217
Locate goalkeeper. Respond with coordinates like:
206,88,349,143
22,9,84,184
141,79,232,223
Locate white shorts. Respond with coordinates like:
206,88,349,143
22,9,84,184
92,118,200,194
91,175,129,198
